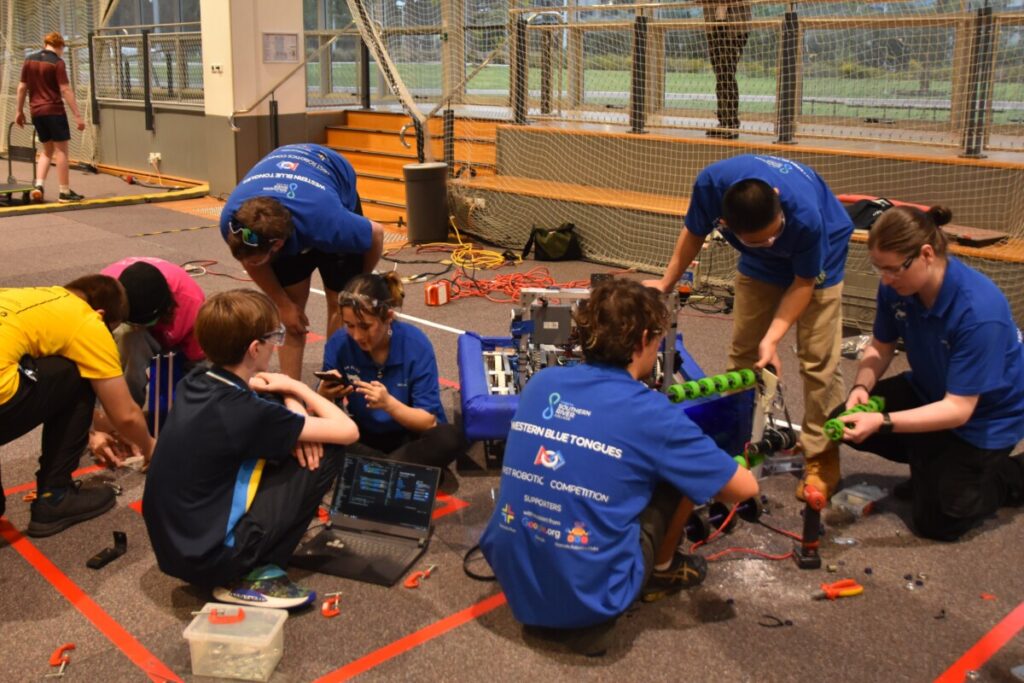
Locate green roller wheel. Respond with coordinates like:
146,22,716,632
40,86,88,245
866,396,886,412
824,418,846,441
747,453,765,469
738,368,756,387
697,377,717,396
733,454,749,468
723,371,743,390
667,384,686,403
681,381,702,399
712,374,731,392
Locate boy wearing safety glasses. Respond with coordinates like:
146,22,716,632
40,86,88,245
645,154,854,502
219,144,385,381
143,289,359,608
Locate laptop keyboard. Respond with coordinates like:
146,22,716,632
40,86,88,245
331,532,417,565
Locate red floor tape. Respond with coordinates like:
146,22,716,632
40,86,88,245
934,601,1024,683
0,518,182,682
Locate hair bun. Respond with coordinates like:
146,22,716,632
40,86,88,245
927,205,953,227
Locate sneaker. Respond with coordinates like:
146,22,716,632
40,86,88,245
58,189,85,203
213,565,316,610
27,480,116,538
706,127,740,140
893,478,914,501
641,552,707,603
30,185,44,203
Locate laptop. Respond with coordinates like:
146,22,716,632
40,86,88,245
291,454,441,586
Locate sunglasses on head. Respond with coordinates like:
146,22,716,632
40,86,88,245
338,292,383,310
228,218,261,248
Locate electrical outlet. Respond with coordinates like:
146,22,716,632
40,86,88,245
210,64,223,74
148,152,162,164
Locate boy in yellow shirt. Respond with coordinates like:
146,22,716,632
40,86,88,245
0,275,154,536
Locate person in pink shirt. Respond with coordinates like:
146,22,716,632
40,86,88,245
100,258,206,405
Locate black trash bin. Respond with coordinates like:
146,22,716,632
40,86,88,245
403,162,449,244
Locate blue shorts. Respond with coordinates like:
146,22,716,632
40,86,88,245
32,114,70,143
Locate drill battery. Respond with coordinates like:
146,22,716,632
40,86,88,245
425,280,452,306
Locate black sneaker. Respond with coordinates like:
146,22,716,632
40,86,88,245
58,189,85,203
30,185,44,203
706,127,740,140
893,478,914,501
641,552,708,603
27,481,116,537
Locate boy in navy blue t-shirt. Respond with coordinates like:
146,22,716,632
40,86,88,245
143,289,359,608
219,144,385,380
480,279,758,655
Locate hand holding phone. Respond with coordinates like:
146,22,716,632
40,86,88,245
314,370,349,387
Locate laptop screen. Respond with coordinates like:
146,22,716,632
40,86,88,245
333,455,438,533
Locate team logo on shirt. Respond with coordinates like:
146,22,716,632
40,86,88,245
541,392,592,422
277,161,299,171
501,503,515,524
891,302,907,321
533,445,565,471
566,522,589,545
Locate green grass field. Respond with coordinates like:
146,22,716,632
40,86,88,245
307,61,1024,124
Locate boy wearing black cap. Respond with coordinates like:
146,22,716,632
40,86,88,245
101,257,206,405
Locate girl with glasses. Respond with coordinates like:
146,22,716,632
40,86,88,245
317,272,465,479
836,205,1024,541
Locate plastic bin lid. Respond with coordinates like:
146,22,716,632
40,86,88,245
183,603,288,645
403,161,448,171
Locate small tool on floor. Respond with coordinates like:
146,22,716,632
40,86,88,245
814,578,864,601
86,531,127,569
45,643,75,678
404,564,437,589
321,592,342,618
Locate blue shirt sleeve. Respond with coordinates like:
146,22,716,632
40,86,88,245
222,391,306,463
406,340,446,423
945,321,1010,396
684,178,721,237
787,207,826,281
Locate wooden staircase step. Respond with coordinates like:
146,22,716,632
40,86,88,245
356,175,408,204
453,174,688,217
326,128,419,157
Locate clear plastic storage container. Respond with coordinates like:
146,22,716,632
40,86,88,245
182,603,288,681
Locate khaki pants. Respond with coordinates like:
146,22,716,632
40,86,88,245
729,273,845,488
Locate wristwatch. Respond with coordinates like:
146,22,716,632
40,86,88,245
879,411,894,435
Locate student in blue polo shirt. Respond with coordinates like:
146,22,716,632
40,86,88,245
645,154,854,502
835,205,1024,541
143,289,359,609
480,279,758,656
317,271,464,474
220,144,385,380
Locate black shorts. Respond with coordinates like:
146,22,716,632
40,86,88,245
272,249,364,291
32,114,70,143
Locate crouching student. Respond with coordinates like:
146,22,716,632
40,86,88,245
835,205,1024,541
0,275,154,536
480,279,758,656
142,290,359,608
317,272,464,478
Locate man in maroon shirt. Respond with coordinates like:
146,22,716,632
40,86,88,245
15,32,86,203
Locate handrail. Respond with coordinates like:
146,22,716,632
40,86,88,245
95,21,200,32
228,24,354,132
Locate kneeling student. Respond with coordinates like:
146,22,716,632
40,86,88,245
143,290,359,608
480,279,758,655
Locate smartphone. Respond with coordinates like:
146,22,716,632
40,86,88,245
314,370,350,387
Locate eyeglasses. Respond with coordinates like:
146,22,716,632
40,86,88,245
228,218,261,247
259,323,286,346
718,216,785,249
338,292,383,310
870,251,918,277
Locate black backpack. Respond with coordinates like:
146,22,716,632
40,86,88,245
845,198,894,231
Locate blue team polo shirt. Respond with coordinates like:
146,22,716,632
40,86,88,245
479,363,738,629
874,256,1024,449
685,154,854,288
321,320,446,435
219,144,372,257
